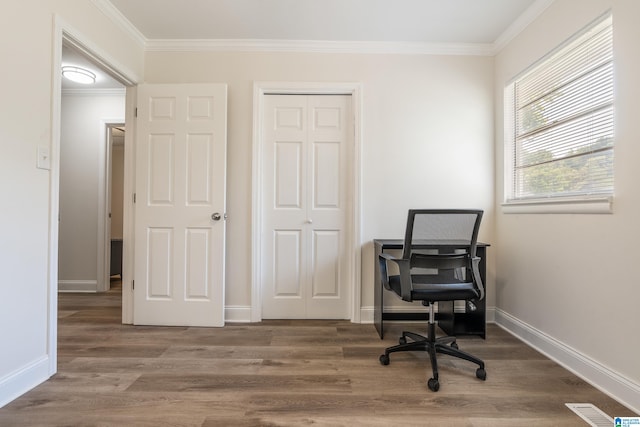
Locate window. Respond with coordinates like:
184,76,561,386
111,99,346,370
504,13,613,212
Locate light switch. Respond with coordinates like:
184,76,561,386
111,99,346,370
37,145,51,170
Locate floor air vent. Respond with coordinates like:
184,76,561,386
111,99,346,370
566,403,612,426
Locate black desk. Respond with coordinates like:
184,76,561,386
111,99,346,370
374,239,489,339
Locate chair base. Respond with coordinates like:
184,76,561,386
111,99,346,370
379,320,486,392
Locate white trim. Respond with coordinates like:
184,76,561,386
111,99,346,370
502,196,613,214
225,306,252,323
121,88,136,324
98,120,126,293
90,0,146,50
251,82,363,323
49,13,64,382
359,306,375,324
0,356,50,408
146,39,494,56
495,308,640,415
58,280,99,293
251,86,263,323
493,0,556,53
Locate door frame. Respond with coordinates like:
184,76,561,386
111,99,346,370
251,82,363,323
49,16,139,374
97,121,125,293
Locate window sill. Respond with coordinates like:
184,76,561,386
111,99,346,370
502,196,613,214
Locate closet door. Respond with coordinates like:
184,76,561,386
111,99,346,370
261,94,352,319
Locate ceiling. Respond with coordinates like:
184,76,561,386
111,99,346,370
61,43,125,90
63,0,546,90
107,0,538,44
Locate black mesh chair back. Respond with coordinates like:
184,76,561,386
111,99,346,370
403,209,482,260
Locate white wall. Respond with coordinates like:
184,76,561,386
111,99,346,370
58,93,125,290
0,0,143,407
111,139,125,240
494,0,640,411
143,51,496,315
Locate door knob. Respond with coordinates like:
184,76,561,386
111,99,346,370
211,212,222,221
306,219,313,224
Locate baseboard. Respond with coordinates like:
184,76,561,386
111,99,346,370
58,280,98,293
225,305,252,323
359,307,374,323
0,356,51,408
495,308,640,414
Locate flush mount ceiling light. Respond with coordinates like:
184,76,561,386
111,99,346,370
61,66,96,84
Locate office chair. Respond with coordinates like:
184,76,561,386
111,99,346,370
378,209,486,392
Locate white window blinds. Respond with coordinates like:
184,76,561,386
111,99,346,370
509,13,613,202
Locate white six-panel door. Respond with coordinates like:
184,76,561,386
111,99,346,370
134,83,227,327
262,94,352,319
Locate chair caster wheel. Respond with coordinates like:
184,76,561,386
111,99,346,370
427,378,440,392
476,368,486,380
399,336,407,345
450,342,458,349
379,354,390,365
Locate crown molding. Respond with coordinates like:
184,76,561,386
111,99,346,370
492,0,555,54
90,0,147,49
145,39,495,56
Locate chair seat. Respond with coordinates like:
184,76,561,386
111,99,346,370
388,274,479,302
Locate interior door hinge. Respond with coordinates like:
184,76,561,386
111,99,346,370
132,280,135,290
134,107,138,118
133,193,136,203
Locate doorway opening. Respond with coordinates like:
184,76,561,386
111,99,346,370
58,42,125,294
49,20,137,375
106,124,125,290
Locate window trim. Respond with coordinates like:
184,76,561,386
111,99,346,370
501,195,612,214
502,11,614,214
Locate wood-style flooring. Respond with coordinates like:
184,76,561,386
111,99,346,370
0,281,634,426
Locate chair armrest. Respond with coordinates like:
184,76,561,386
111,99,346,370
378,253,412,301
471,256,484,300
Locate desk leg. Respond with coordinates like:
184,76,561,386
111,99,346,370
374,241,384,338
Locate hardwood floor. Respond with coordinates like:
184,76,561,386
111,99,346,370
0,282,634,426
